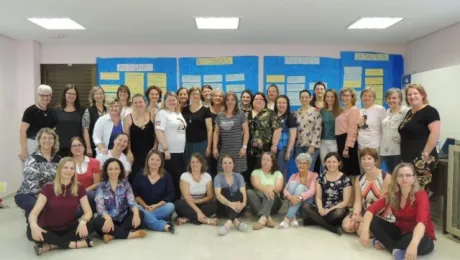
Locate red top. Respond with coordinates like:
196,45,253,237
38,183,86,231
368,190,436,240
77,157,100,189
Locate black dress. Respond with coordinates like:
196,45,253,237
128,114,155,184
398,105,440,187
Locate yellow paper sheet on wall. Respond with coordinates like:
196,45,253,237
105,92,117,100
375,99,383,105
125,73,145,96
365,77,383,85
365,69,384,76
100,72,120,80
368,85,384,99
343,80,361,88
266,75,286,83
0,182,6,192
148,73,167,92
101,85,119,93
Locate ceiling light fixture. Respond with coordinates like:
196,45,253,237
347,17,403,29
27,18,85,30
195,17,239,29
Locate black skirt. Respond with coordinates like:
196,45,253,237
335,134,360,176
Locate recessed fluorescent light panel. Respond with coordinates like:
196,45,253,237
348,17,403,29
195,17,239,29
27,18,85,30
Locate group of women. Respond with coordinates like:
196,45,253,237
16,82,440,259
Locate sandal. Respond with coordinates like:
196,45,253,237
34,244,43,256
176,217,189,225
290,220,300,228
85,238,94,248
236,222,248,232
278,221,290,229
218,226,229,236
372,238,385,250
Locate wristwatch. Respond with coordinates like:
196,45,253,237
298,195,303,201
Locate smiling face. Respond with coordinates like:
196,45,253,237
190,89,201,104
70,138,84,157
190,156,202,173
148,89,160,104
65,88,77,104
225,94,236,111
148,153,162,171
222,157,234,173
178,89,189,104
60,161,76,182
325,91,336,108
300,91,311,107
406,87,424,108
386,92,401,109
241,92,252,105
361,154,376,171
118,89,129,101
38,93,52,107
132,96,146,111
39,132,55,151
276,97,287,114
361,91,375,108
267,86,278,101
108,102,120,116
296,160,310,172
165,94,178,111
325,155,340,172
107,161,121,180
314,84,326,98
202,88,212,102
253,94,266,111
94,88,105,103
341,91,353,106
261,153,273,171
396,166,416,188
114,134,129,151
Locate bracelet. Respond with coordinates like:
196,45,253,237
242,145,247,149
79,217,88,223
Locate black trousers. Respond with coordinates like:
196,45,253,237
174,199,216,225
303,204,346,234
370,216,434,255
244,155,261,188
216,188,244,221
93,211,144,239
26,220,94,249
336,134,360,176
164,153,185,200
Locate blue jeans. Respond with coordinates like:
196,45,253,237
381,155,401,174
141,202,175,231
15,193,37,217
277,148,294,180
185,140,208,164
295,146,319,172
285,182,313,220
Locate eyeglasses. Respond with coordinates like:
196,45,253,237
71,144,83,148
66,92,77,96
39,94,51,99
397,174,414,179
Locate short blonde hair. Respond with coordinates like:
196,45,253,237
339,87,357,105
36,128,60,155
404,84,429,105
105,97,119,107
162,92,181,112
360,87,376,100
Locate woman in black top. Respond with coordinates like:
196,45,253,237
123,94,155,184
274,95,297,179
54,85,83,157
82,87,106,157
399,84,440,188
19,85,56,161
208,89,224,177
182,87,213,164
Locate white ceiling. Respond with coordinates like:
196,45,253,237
0,0,460,44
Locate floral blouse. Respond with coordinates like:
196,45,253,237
294,107,322,148
380,106,410,156
245,108,282,157
95,179,138,222
16,152,61,195
317,173,351,209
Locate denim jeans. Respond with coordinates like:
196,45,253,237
381,155,401,174
15,193,37,217
319,139,338,167
295,146,319,172
285,182,313,220
141,202,175,231
185,140,208,165
277,148,294,180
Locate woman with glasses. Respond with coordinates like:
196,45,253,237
117,85,133,118
359,163,435,260
82,87,107,157
19,85,56,161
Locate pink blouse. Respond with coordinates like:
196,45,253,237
283,171,318,201
335,106,360,148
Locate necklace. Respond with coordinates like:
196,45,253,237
399,105,425,130
191,173,202,183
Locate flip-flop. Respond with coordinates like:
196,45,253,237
236,222,248,232
372,238,385,250
218,226,229,236
278,221,290,229
290,220,300,228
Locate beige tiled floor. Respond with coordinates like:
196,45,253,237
0,198,458,260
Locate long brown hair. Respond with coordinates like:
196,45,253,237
143,149,165,177
54,157,79,196
386,163,421,210
322,89,342,117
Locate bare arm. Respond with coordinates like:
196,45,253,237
423,121,440,155
86,174,101,192
251,175,266,193
180,180,203,215
273,174,284,193
205,118,212,149
155,129,168,150
79,195,93,221
135,196,149,209
329,186,352,210
20,122,30,156
381,173,391,197
213,125,220,151
194,181,214,204
123,116,132,137
353,178,362,215
315,183,324,211
242,121,249,147
287,128,297,154
271,128,282,147
28,194,47,227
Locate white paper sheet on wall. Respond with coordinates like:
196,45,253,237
225,73,245,82
227,84,245,92
182,75,201,83
203,74,223,83
287,76,306,84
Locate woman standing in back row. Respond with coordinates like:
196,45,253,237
82,87,107,157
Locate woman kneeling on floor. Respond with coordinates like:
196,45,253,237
279,152,318,229
93,158,147,243
303,152,352,235
175,153,217,225
28,157,94,256
247,152,284,230
214,155,248,235
133,149,175,234
359,163,435,260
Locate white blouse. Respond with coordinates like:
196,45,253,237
380,106,410,156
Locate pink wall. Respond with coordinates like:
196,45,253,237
405,22,460,73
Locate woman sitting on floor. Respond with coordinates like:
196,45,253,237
303,152,352,235
214,155,248,235
342,148,393,235
93,158,146,243
247,152,284,230
27,157,94,256
133,149,175,234
359,163,435,260
279,153,318,229
175,153,217,225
